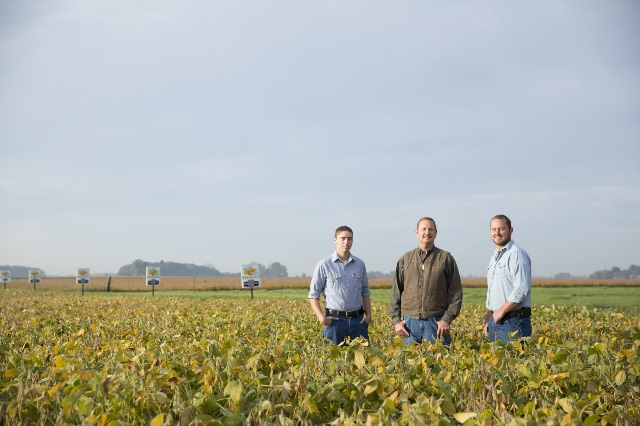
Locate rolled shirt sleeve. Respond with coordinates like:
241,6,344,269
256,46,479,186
308,261,327,301
506,250,532,304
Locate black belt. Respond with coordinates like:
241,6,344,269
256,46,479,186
326,307,365,318
493,307,531,318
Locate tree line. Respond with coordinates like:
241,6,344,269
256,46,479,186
116,260,290,277
589,264,640,280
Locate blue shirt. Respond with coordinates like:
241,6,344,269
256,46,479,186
308,251,371,311
486,240,532,311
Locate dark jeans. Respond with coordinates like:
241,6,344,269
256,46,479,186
322,315,369,345
403,315,451,346
488,315,532,343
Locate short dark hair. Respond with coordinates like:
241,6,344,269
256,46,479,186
491,214,512,229
416,217,437,231
334,225,353,237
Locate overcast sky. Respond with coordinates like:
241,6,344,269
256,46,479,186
1,1,639,278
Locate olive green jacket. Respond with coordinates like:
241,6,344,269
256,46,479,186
389,246,463,325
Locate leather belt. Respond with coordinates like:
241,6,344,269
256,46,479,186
493,307,531,318
326,307,365,318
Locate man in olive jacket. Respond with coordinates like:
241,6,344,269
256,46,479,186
389,217,463,345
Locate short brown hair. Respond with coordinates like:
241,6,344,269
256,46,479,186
334,225,353,237
491,214,512,229
416,217,437,231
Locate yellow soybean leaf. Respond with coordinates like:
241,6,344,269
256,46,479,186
363,379,378,396
246,356,259,369
557,397,574,413
224,380,242,405
453,412,477,423
149,413,163,426
4,368,21,378
353,350,365,369
54,356,65,368
614,370,626,386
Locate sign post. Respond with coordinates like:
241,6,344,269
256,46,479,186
146,267,160,297
1,270,10,290
241,264,261,300
29,270,41,290
77,268,90,296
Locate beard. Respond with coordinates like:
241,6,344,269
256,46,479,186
492,234,511,247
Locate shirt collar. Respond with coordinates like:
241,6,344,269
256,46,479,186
418,246,434,260
332,251,353,264
494,240,515,259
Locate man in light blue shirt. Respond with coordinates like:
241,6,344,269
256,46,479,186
308,225,372,345
484,215,532,343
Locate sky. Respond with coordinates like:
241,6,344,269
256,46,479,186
1,1,639,279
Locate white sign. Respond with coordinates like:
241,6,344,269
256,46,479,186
0,270,10,283
76,268,90,285
146,266,160,286
241,264,261,288
29,270,41,284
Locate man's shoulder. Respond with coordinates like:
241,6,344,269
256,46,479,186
316,253,336,267
402,247,420,257
506,242,531,260
432,246,455,260
348,253,366,266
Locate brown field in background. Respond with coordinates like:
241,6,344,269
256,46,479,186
3,276,640,292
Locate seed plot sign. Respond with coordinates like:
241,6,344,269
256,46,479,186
146,267,160,286
0,270,10,283
241,264,261,288
29,270,41,284
76,268,90,285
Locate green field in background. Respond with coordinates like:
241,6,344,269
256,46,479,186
83,286,640,315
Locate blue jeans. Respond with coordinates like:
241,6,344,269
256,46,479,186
322,315,369,345
403,315,451,346
488,315,532,343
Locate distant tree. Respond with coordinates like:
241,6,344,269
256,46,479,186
629,264,640,279
367,270,394,279
117,260,222,276
590,264,639,279
263,262,288,277
554,272,572,279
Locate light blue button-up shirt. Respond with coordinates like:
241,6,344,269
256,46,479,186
486,240,532,311
308,252,370,312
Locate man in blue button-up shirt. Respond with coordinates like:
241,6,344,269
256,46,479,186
484,215,532,343
308,226,372,345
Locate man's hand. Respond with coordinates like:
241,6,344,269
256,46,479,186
320,315,338,326
360,313,371,324
483,311,490,337
436,320,450,338
394,320,409,337
492,308,505,324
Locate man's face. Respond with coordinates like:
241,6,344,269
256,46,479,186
334,231,353,255
490,218,513,249
416,219,437,249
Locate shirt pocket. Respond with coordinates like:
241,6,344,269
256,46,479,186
327,274,341,289
495,262,508,277
349,273,363,290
